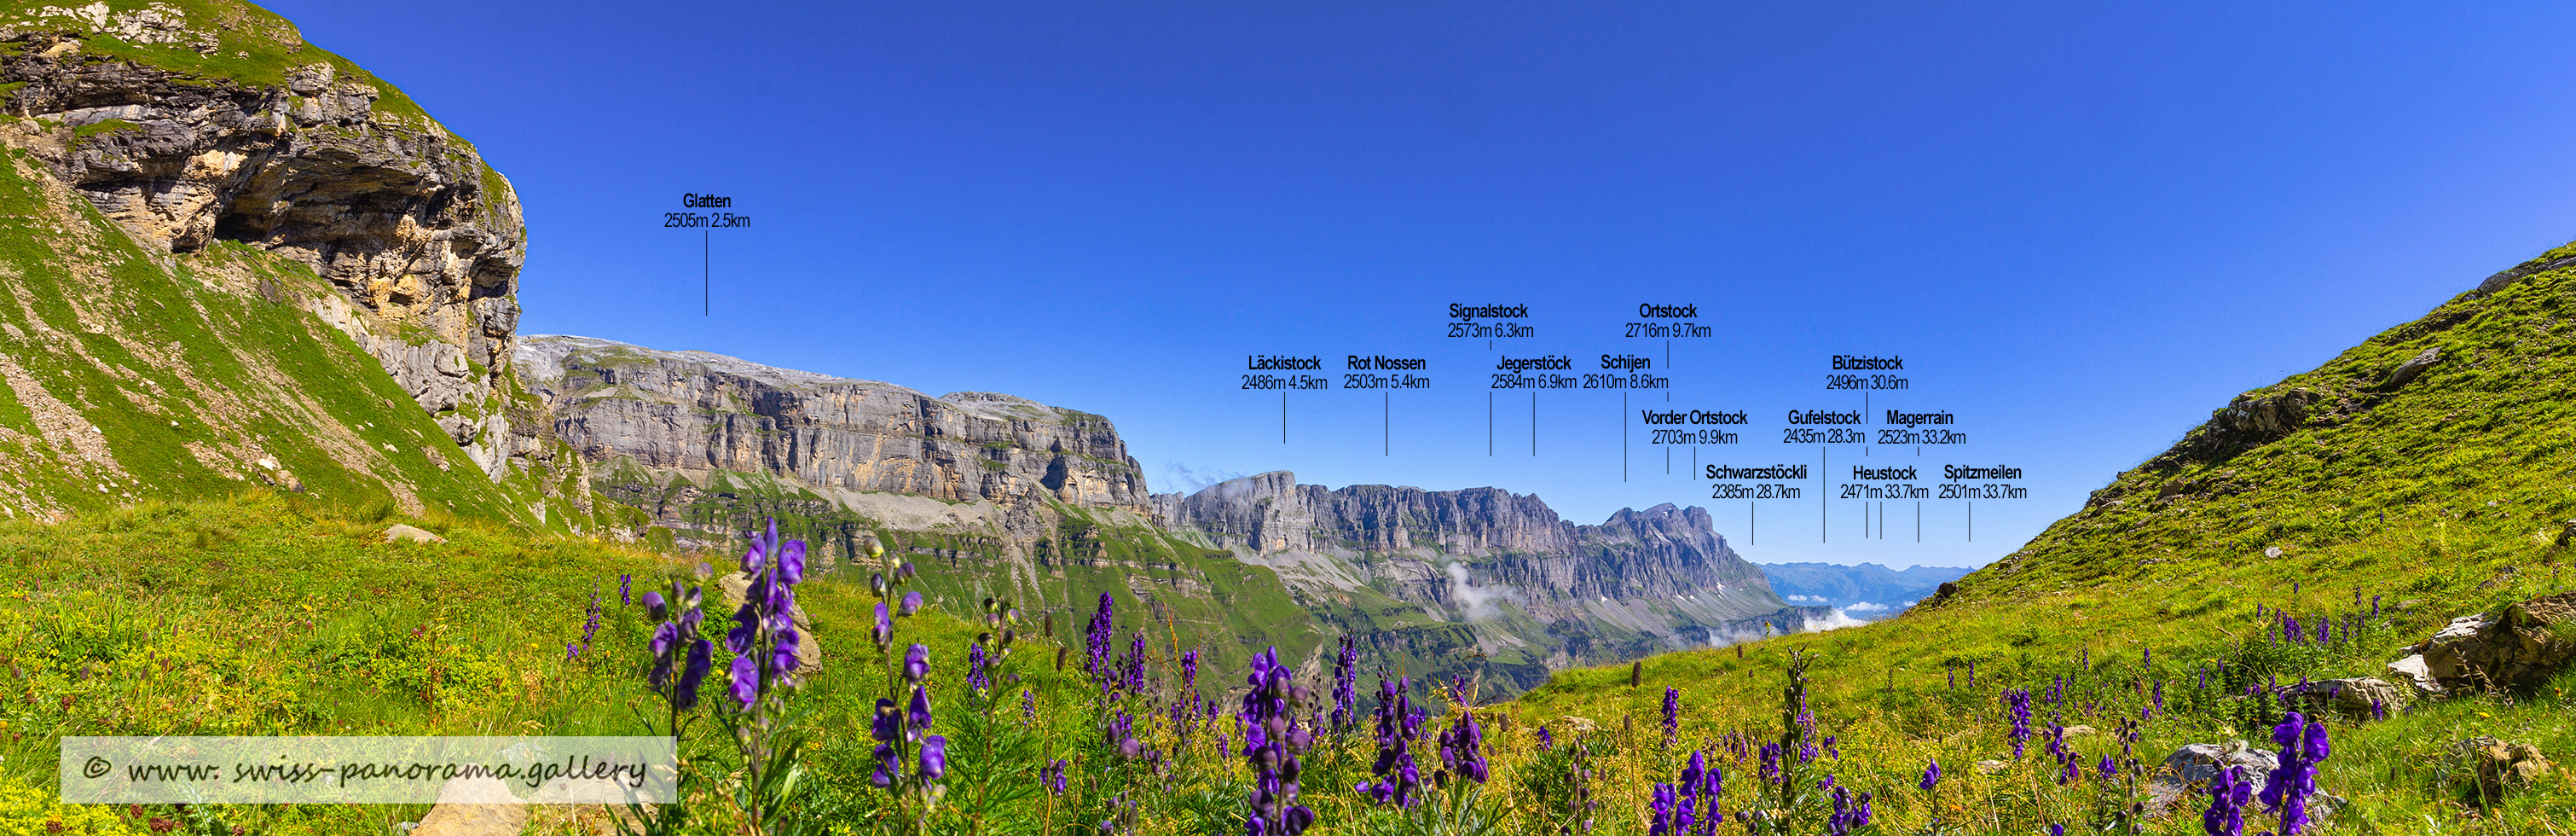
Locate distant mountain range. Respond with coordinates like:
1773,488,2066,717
1756,562,1974,619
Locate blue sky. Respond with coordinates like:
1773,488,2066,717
266,1,2576,567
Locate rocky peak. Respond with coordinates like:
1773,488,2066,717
0,2,527,473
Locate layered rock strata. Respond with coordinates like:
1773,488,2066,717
1152,471,1814,666
515,335,1148,533
0,3,528,473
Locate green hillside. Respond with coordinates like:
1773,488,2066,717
1511,251,2576,833
0,148,559,524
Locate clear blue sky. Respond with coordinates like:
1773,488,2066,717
265,0,2576,567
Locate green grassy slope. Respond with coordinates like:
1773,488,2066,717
0,491,1126,835
0,0,449,130
0,147,564,524
1511,253,2576,833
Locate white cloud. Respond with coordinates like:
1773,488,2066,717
1163,461,1246,493
1801,608,1870,632
1444,562,1518,621
1846,601,1888,612
1786,594,1826,603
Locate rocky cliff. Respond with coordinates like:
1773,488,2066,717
0,0,586,525
0,1,530,476
1151,472,1815,681
515,335,1149,543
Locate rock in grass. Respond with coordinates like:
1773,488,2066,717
2411,592,2576,691
2277,676,2408,721
2385,654,2440,694
410,775,525,836
2157,740,2278,791
717,572,821,672
2146,741,2278,815
2458,736,2554,801
2385,346,2443,389
385,524,448,544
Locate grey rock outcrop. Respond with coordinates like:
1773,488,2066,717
2384,347,2442,389
2158,740,2278,790
2410,592,2576,691
2277,676,2406,721
0,6,528,473
2457,736,2554,801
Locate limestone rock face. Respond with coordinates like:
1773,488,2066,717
516,335,1148,520
1152,471,1808,665
0,9,527,472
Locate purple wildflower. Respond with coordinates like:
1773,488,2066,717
1242,647,1314,836
1662,687,1681,748
2005,688,2034,758
1919,758,1940,792
1438,703,1487,784
1647,783,1676,836
619,573,632,607
725,520,808,708
645,581,712,711
1357,677,1424,808
2203,764,2252,836
2258,712,2329,835
1329,636,1359,733
1085,593,1115,684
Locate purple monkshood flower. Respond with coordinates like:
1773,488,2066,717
2098,753,2117,782
1661,687,1682,748
2258,711,2330,835
1329,636,1360,733
919,734,948,780
1438,701,1487,784
1357,676,1424,808
1043,758,1068,795
1022,689,1038,726
1085,593,1116,685
1826,784,1873,836
1647,782,1677,836
2004,688,2034,758
619,573,633,607
1242,647,1314,836
1536,726,1554,751
1757,744,1782,784
1919,758,1940,792
967,642,991,694
1675,750,1720,836
1121,630,1149,697
2204,764,2253,836
905,643,930,683
645,580,712,712
725,520,808,709
1182,649,1201,692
